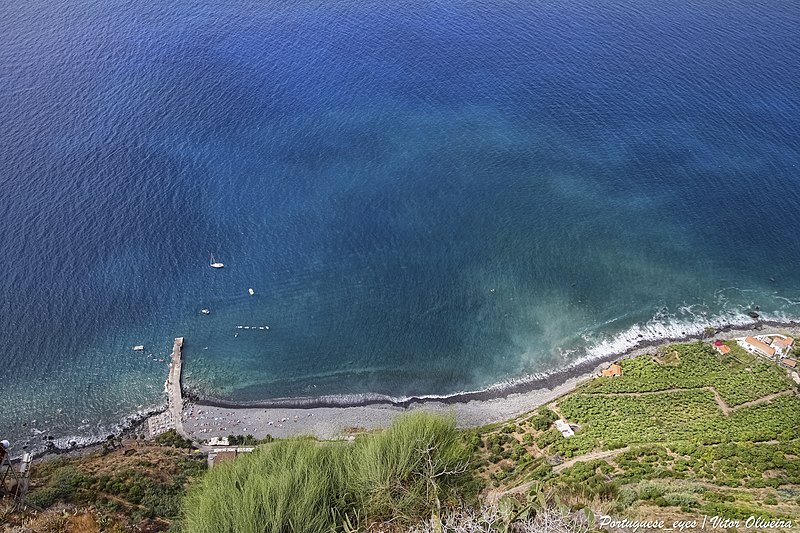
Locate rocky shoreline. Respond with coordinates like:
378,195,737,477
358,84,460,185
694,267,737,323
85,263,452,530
178,321,799,442
26,320,800,457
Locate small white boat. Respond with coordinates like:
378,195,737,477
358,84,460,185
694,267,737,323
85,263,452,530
200,308,211,315
248,288,255,296
209,254,224,269
132,345,144,351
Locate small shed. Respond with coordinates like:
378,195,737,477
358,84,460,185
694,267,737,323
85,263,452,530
713,340,731,355
601,363,623,377
554,419,575,438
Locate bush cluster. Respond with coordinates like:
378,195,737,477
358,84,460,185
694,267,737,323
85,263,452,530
181,412,478,533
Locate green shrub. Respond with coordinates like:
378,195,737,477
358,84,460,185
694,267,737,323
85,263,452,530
536,430,560,449
51,466,85,497
528,410,557,432
26,486,59,509
183,437,348,533
155,429,194,449
182,412,476,532
616,487,638,509
350,412,475,521
701,502,771,521
662,493,699,508
639,483,667,500
142,484,183,518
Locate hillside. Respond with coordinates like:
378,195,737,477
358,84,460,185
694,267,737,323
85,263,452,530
1,434,204,532
5,340,799,532
475,341,800,527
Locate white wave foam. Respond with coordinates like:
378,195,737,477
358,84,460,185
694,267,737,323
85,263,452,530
23,304,800,457
206,307,798,408
21,405,165,459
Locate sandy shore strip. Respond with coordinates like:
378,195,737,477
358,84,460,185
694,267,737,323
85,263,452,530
182,322,800,442
182,374,590,441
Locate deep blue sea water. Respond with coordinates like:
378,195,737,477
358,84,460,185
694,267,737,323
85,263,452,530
1,0,799,451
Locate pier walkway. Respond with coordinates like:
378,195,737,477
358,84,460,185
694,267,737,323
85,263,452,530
147,337,187,439
167,337,186,437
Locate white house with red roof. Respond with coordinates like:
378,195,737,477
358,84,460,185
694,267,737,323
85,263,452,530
736,334,795,359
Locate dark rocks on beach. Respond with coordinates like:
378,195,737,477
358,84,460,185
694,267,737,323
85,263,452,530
748,311,760,319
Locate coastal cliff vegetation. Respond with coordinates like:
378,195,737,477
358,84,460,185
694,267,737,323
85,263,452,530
6,341,800,532
182,412,478,532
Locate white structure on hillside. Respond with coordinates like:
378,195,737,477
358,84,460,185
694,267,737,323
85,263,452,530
554,419,575,438
738,336,775,358
772,336,795,357
737,334,795,359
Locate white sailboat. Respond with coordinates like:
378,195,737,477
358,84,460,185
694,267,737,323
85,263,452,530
209,254,224,268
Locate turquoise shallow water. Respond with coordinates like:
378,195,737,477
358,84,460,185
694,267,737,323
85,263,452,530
0,0,799,451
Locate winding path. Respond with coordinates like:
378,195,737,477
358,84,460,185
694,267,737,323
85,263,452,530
583,385,795,416
489,381,797,502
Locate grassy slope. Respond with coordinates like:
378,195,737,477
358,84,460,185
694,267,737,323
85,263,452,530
476,341,800,524
12,341,800,531
6,438,206,532
181,412,477,533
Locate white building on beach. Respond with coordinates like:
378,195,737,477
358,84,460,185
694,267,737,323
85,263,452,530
736,334,795,359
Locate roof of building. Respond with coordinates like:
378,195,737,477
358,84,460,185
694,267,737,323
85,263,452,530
713,339,724,346
782,358,797,368
744,336,775,356
773,336,794,348
601,363,623,377
210,451,238,466
554,419,575,437
714,344,731,354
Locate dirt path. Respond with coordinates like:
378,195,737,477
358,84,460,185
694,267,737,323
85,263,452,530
551,447,631,473
729,389,795,412
491,437,788,502
76,488,172,527
583,385,794,416
488,384,796,503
